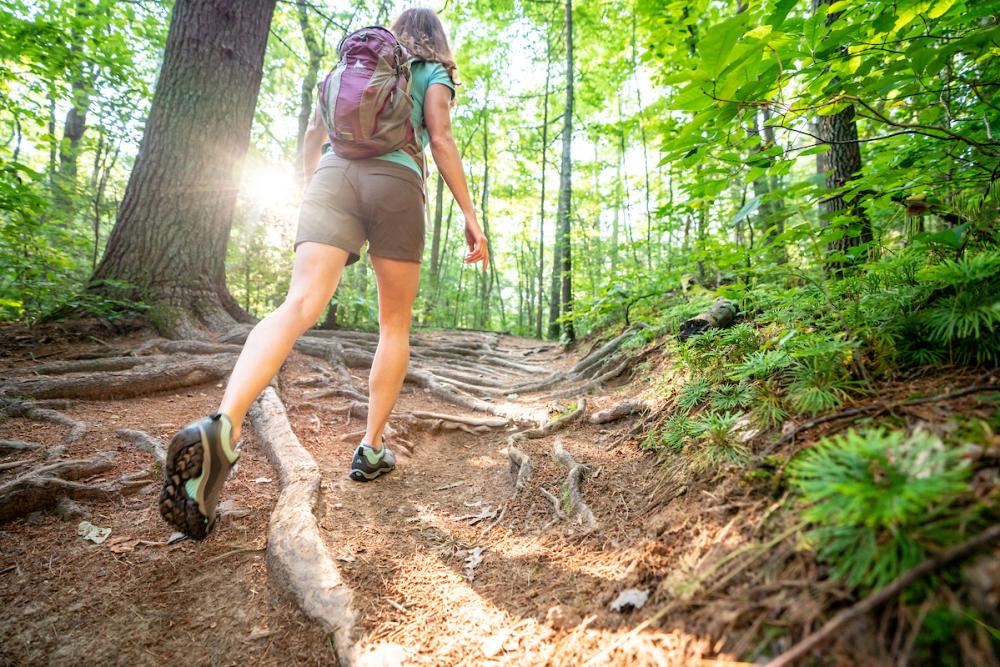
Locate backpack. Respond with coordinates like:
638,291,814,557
317,26,420,162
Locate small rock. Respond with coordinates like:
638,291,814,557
544,604,580,630
609,588,649,613
77,521,111,544
54,497,91,521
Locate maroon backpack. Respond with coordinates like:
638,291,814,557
317,26,419,162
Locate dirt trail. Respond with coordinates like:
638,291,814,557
279,332,714,665
0,327,730,666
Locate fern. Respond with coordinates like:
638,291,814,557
689,411,750,472
789,428,975,590
732,349,794,381
709,382,753,411
677,377,712,411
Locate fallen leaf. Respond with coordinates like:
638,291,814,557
106,535,140,553
76,521,111,544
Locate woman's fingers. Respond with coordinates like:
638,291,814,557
464,237,489,272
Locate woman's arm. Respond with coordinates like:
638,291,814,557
424,83,489,271
302,104,326,187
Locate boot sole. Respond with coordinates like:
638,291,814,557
159,429,214,540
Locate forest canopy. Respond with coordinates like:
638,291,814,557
1,0,997,346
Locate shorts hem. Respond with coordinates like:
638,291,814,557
294,237,362,265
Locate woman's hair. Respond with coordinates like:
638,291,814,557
391,8,460,88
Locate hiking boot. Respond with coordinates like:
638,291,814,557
159,413,239,539
349,441,396,482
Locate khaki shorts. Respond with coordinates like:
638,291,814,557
296,154,425,265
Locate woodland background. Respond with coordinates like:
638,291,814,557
1,0,1000,663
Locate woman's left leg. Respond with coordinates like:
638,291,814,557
363,255,422,448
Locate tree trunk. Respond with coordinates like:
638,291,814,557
813,0,871,268
430,171,444,279
294,0,325,184
555,0,575,343
91,0,277,337
631,8,653,270
536,24,553,340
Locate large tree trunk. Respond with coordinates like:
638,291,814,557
549,0,575,343
91,0,277,337
813,0,872,268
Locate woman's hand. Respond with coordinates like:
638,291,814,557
463,216,489,272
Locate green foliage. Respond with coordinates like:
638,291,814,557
789,428,976,590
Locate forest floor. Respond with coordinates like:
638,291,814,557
0,321,995,666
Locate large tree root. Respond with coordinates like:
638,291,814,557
0,452,117,523
767,523,1000,667
552,438,597,529
249,387,356,665
0,354,235,400
0,440,41,453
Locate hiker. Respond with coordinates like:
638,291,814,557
159,8,489,539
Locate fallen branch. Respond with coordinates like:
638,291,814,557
116,429,167,466
678,298,738,341
768,383,1000,454
766,523,1000,667
589,399,652,424
552,438,596,529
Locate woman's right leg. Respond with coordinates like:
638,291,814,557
219,241,350,440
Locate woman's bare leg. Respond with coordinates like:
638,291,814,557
364,255,421,449
219,242,350,440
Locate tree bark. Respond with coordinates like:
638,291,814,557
536,24,553,340
679,298,738,341
813,0,872,268
294,0,325,185
549,0,575,342
90,0,277,337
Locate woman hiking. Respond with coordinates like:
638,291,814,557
159,8,489,539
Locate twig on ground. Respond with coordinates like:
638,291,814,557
766,523,1000,667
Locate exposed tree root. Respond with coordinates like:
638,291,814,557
0,440,41,453
405,411,508,428
508,323,648,394
248,387,356,665
406,368,548,424
518,399,587,439
0,354,235,400
589,399,652,424
767,523,1000,667
116,429,167,465
303,386,369,403
542,349,653,400
552,438,597,529
0,451,117,522
539,487,564,519
1,400,88,457
5,356,156,376
137,339,243,356
506,440,533,492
